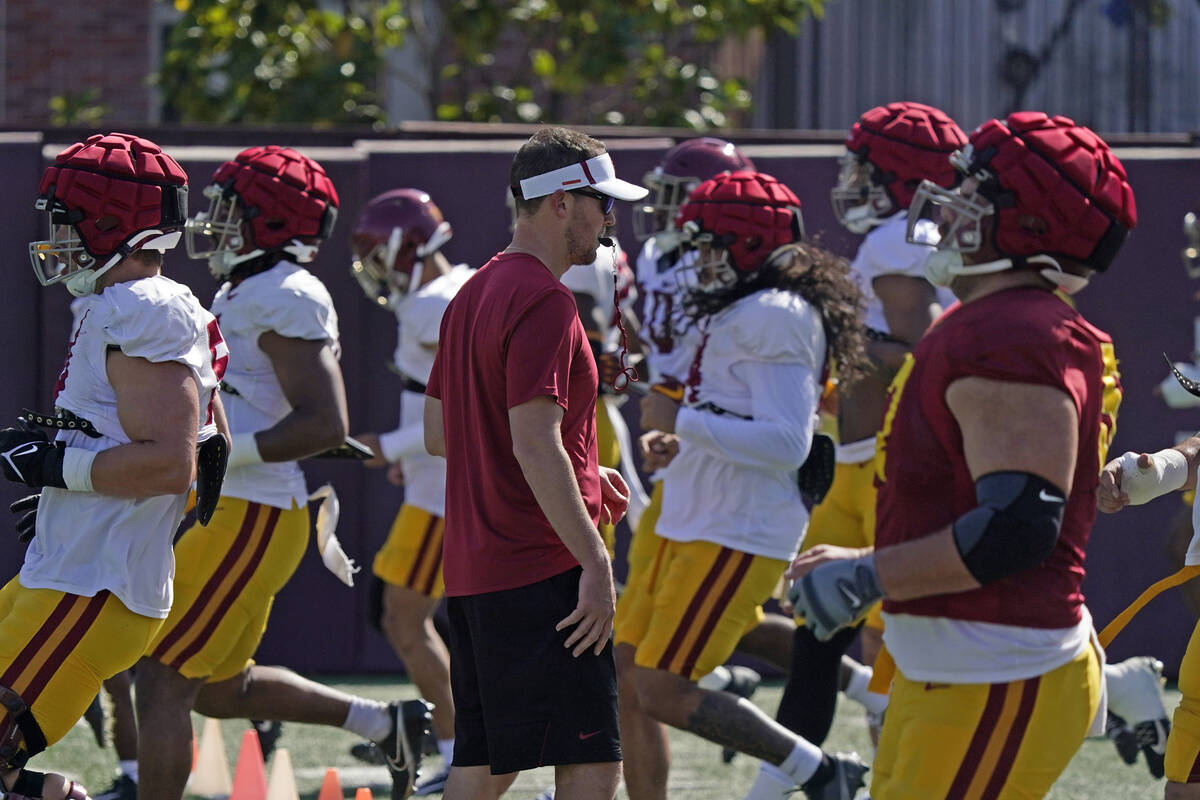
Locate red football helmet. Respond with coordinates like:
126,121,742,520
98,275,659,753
634,138,755,242
910,111,1137,292
832,101,967,234
350,189,453,308
30,132,188,297
675,171,804,292
186,145,339,278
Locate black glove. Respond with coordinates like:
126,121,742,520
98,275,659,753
0,427,66,489
10,494,39,544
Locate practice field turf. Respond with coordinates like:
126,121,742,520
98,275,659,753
39,676,1178,799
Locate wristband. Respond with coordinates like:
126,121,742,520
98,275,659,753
226,432,264,470
1119,449,1188,505
61,448,96,493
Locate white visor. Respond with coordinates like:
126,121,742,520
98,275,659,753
518,153,649,203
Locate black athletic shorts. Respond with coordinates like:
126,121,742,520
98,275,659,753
446,565,621,774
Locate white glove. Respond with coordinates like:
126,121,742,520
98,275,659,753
309,484,361,587
1117,449,1188,506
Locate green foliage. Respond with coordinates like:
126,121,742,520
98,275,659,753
48,89,109,127
157,0,406,125
437,0,825,129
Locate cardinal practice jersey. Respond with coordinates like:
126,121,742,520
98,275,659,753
876,286,1121,682
382,264,473,516
655,288,825,561
852,213,954,336
636,237,704,384
23,275,224,618
561,241,637,352
213,260,339,509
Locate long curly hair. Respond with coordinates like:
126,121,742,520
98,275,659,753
686,241,870,388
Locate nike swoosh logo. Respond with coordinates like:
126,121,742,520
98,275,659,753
837,582,862,611
1038,489,1064,503
578,730,603,740
3,443,39,483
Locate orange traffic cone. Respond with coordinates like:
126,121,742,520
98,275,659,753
353,789,373,800
265,747,300,800
230,728,268,800
188,717,233,798
316,767,343,800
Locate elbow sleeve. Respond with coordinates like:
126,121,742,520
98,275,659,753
951,471,1066,585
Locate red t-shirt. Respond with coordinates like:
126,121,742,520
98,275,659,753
427,252,601,596
875,287,1121,629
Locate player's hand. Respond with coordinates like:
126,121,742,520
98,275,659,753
353,432,387,468
599,466,629,525
385,461,405,487
597,353,621,392
10,494,39,544
639,390,680,434
1099,452,1157,513
639,431,679,471
787,547,882,641
0,426,66,489
556,562,616,657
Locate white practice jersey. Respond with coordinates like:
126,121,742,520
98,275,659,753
213,261,339,509
636,237,704,385
23,275,223,618
561,241,637,352
656,288,825,561
382,264,473,516
851,213,954,334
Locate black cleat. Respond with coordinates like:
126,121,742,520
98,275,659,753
251,719,283,761
377,700,434,800
94,773,137,800
1134,717,1170,779
83,693,107,748
350,739,387,765
803,752,869,800
1106,711,1139,765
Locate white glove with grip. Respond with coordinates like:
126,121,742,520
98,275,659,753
1117,450,1188,506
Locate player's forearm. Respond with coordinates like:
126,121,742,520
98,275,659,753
675,408,812,469
92,439,197,497
874,527,981,601
513,435,610,572
1176,435,1200,492
250,406,348,463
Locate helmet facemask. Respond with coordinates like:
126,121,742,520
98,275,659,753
830,153,894,234
634,170,699,243
186,183,257,279
673,222,741,294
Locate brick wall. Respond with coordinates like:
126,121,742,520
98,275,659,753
4,0,155,125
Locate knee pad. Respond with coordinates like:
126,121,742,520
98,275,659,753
0,685,46,770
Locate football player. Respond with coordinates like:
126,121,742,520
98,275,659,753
621,170,872,800
0,132,226,800
790,112,1136,798
746,103,966,799
134,146,430,800
347,188,471,795
618,139,788,776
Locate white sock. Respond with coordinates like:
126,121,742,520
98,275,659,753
343,698,392,741
697,665,731,691
743,761,795,800
438,737,455,763
777,739,824,786
119,760,138,783
843,661,890,715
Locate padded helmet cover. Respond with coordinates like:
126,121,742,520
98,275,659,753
963,111,1137,270
846,101,966,209
37,132,188,261
676,171,803,273
212,145,339,251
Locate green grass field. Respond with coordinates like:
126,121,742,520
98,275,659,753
37,676,1177,799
